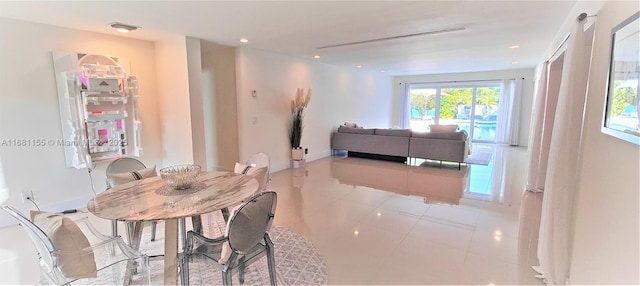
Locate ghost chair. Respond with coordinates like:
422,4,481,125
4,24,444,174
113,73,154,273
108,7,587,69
181,191,278,286
105,157,162,241
1,206,150,285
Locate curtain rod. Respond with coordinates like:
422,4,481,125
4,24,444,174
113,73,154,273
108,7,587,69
546,12,596,63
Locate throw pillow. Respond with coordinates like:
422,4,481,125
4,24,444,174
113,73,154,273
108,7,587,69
343,122,359,128
219,204,243,264
106,166,157,187
30,211,97,279
429,124,458,133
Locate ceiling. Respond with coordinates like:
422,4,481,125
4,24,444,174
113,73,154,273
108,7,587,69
0,1,577,75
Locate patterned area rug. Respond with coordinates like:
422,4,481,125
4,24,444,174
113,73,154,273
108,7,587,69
135,212,327,285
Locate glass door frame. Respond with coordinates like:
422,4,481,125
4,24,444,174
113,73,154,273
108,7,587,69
407,80,502,143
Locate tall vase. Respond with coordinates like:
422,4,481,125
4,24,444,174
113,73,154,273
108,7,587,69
291,147,304,161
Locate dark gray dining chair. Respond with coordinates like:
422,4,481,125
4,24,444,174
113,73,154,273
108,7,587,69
181,191,278,286
105,157,159,241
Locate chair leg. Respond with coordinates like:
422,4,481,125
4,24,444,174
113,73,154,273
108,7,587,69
112,220,118,237
238,256,246,284
180,254,190,286
191,215,203,234
222,269,233,286
265,235,277,286
221,207,230,222
150,221,157,241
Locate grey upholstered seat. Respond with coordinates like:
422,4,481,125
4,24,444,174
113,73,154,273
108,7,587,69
181,191,278,286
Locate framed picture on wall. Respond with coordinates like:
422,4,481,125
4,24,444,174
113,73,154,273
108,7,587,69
602,11,640,146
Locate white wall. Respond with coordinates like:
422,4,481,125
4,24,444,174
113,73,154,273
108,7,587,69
0,18,162,219
185,37,206,167
235,48,393,171
155,36,194,166
566,1,639,283
201,41,240,171
393,68,535,146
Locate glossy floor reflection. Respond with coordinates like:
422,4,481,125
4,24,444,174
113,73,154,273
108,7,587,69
272,145,544,285
0,145,543,285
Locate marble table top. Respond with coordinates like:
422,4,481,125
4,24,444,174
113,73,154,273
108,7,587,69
87,171,259,221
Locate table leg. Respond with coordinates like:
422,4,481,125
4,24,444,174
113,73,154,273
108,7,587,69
179,218,189,286
123,222,143,286
164,219,178,285
125,222,144,249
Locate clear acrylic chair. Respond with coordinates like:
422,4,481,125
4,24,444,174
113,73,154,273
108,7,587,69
246,152,271,191
105,157,161,241
222,152,272,222
181,191,278,286
1,206,150,285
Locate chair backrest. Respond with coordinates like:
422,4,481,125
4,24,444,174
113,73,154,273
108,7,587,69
227,191,277,254
105,157,146,188
1,206,61,281
106,157,146,175
246,152,270,190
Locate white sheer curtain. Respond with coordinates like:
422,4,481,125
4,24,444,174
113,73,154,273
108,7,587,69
398,83,410,128
0,156,9,204
496,78,523,145
490,145,508,202
526,64,550,192
535,17,595,285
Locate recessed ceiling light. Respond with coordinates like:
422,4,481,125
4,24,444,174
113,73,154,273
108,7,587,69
356,65,362,68
380,70,385,73
240,38,249,43
512,61,519,65
108,22,139,32
509,45,520,49
313,55,320,59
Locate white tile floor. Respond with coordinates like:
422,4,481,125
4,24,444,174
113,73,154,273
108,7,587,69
0,145,544,285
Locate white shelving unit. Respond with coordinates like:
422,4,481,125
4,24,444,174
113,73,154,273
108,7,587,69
53,52,143,168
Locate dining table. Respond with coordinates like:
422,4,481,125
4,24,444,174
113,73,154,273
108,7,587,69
87,170,259,285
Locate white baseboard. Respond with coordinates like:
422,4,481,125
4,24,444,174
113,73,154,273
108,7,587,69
272,150,332,173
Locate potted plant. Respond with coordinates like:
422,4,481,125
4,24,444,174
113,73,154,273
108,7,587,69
289,88,312,161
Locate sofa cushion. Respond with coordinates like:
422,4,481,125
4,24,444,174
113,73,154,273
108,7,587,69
429,124,458,133
374,128,411,137
338,126,375,135
412,130,468,140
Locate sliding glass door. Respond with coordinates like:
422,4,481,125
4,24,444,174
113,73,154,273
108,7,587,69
473,86,501,141
409,88,436,131
408,82,501,143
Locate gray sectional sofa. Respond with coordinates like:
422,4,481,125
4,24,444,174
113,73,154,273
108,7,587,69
331,126,470,165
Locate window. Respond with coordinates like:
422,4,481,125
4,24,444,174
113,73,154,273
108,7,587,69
408,81,502,143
